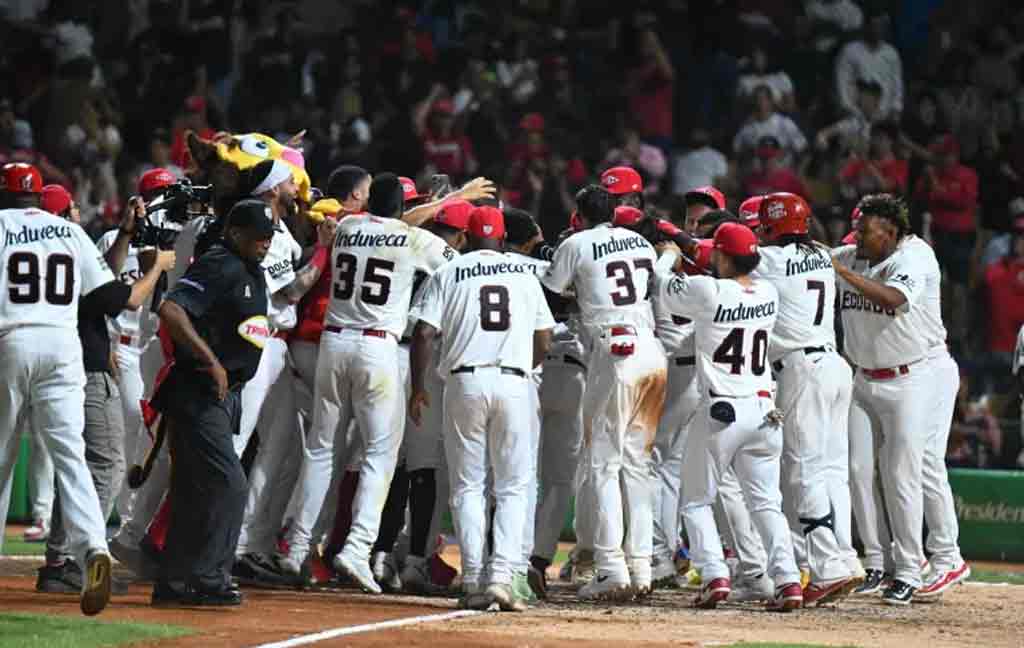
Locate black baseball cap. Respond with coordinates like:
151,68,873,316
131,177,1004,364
227,198,275,239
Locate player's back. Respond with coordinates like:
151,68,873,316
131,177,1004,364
0,207,112,332
692,277,779,397
755,243,836,361
901,235,945,350
428,249,548,374
325,213,453,336
543,224,656,331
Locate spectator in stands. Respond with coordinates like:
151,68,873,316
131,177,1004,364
625,18,675,154
972,25,1018,96
838,122,908,200
2,119,72,188
742,135,808,197
736,44,796,114
835,13,903,120
170,95,215,170
141,128,184,179
936,49,987,161
916,134,979,280
602,126,667,194
672,127,731,196
979,219,1024,392
816,78,884,156
733,85,808,166
414,88,477,182
805,0,864,54
947,379,1002,469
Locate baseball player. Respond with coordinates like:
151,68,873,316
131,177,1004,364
277,173,454,593
753,192,859,606
0,163,114,615
738,196,763,236
409,205,555,611
832,193,962,605
657,222,803,611
684,186,727,234
543,184,667,601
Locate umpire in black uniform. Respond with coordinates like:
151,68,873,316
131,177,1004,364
151,199,274,606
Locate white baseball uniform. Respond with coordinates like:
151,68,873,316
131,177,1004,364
657,253,800,588
543,224,667,587
411,249,555,588
235,217,305,557
94,230,160,522
836,235,935,588
754,243,855,583
284,214,454,562
0,207,114,565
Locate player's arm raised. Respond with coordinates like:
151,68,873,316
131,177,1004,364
104,198,144,274
279,217,336,304
401,177,496,227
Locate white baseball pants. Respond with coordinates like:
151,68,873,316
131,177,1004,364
848,394,891,572
444,368,532,587
0,328,108,563
922,348,963,572
682,393,800,587
583,330,666,579
652,360,698,565
28,422,54,522
853,366,930,588
776,350,853,583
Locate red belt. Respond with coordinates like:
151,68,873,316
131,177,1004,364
610,325,636,336
710,390,772,399
119,335,134,346
272,330,290,340
861,364,910,380
324,325,388,339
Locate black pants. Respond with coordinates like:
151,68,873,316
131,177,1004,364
157,374,247,589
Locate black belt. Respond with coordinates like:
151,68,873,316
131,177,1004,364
771,346,828,373
399,336,412,345
451,365,526,378
563,355,586,370
674,356,696,366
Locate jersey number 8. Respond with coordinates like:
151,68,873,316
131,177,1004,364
7,252,75,305
479,285,510,331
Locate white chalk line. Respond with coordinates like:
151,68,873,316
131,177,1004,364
249,609,483,648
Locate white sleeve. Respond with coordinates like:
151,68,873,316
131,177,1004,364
95,229,119,255
785,117,808,153
834,44,858,114
1014,325,1024,375
410,270,445,331
76,226,116,295
412,228,456,274
542,238,579,295
658,272,716,319
884,248,929,312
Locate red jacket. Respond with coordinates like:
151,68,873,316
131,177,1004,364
984,259,1024,353
914,164,978,233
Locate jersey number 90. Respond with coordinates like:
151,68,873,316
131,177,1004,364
6,252,75,305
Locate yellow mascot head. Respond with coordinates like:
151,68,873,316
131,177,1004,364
213,133,312,205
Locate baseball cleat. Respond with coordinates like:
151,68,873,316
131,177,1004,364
334,551,382,594
572,551,596,589
458,584,494,610
233,553,291,587
916,563,970,600
273,549,306,579
23,518,50,543
682,567,702,589
80,549,112,616
803,575,860,607
766,582,803,612
881,579,915,606
692,577,731,609
652,557,678,589
800,568,811,590
487,583,528,612
399,555,431,594
526,566,547,600
371,552,402,592
578,571,632,602
853,568,887,595
729,574,774,602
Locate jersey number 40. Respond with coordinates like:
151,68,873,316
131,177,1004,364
334,253,394,305
7,252,75,305
713,328,769,376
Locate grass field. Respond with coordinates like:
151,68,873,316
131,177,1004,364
0,612,191,648
1,536,45,556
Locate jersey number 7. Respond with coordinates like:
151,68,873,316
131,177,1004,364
334,253,394,305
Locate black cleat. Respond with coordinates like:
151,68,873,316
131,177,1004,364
881,579,915,606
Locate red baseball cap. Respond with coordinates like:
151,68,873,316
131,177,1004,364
432,98,455,115
612,205,645,227
40,184,72,215
685,185,726,209
713,222,759,256
138,168,176,194
1,162,42,194
399,176,423,202
468,205,505,239
601,166,643,195
739,196,764,228
681,238,714,275
435,199,473,231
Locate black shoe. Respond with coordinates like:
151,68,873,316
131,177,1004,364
151,581,186,607
882,579,915,606
36,561,82,593
182,583,244,606
854,569,887,595
527,565,548,600
232,553,290,587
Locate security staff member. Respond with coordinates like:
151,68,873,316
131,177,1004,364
151,199,273,606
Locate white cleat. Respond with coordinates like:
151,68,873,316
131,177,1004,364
730,573,774,602
578,571,632,602
334,550,382,594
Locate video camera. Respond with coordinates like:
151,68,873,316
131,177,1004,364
133,179,214,250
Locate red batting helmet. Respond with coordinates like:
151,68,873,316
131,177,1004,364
684,185,726,210
601,166,643,195
681,239,714,275
612,205,645,228
738,196,764,229
1,162,43,194
138,168,176,195
758,192,811,241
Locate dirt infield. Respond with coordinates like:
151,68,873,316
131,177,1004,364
3,555,1024,648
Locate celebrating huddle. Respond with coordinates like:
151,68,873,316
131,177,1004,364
0,151,966,617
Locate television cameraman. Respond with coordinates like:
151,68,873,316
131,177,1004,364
35,186,176,594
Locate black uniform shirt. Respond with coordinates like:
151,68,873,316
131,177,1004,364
164,242,268,386
78,281,132,373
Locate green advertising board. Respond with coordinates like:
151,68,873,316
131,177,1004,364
948,468,1024,562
